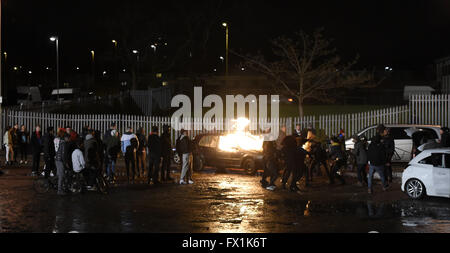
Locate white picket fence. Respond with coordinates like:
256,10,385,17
0,95,448,146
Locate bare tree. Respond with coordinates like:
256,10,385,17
234,28,377,117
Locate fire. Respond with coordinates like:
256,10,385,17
218,118,264,152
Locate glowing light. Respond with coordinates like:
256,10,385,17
222,22,227,27
218,118,264,153
50,36,57,42
288,98,294,102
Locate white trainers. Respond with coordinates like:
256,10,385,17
188,180,194,184
179,180,187,185
266,185,276,191
41,171,45,176
50,172,55,177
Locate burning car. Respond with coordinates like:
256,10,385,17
191,133,264,174
188,118,265,174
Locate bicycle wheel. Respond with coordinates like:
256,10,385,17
96,175,109,194
33,178,50,194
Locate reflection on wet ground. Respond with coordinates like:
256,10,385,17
0,167,449,233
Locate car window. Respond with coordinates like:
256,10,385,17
210,136,219,148
445,154,450,169
419,153,444,168
389,127,410,140
360,127,377,139
418,128,438,140
198,136,211,147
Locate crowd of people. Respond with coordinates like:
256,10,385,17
2,121,450,196
1,122,196,196
260,124,450,194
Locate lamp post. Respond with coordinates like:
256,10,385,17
50,36,60,103
112,40,118,87
90,50,95,92
222,22,229,76
132,50,139,88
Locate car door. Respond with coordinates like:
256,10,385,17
432,153,450,197
197,135,215,165
390,127,411,162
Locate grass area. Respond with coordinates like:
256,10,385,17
278,104,389,117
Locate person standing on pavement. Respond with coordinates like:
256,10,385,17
176,129,193,185
12,124,20,165
30,125,43,176
65,126,79,142
147,126,162,184
367,135,389,194
103,123,116,176
3,127,13,166
329,136,346,185
382,128,395,183
121,127,139,184
55,129,67,195
84,129,100,188
352,135,368,186
105,130,120,182
161,125,173,181
136,127,147,178
42,127,56,178
281,134,303,191
438,127,450,148
261,140,278,191
17,125,30,165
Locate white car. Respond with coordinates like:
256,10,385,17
345,124,442,163
401,149,450,199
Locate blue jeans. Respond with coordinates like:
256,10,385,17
368,165,387,189
107,160,116,177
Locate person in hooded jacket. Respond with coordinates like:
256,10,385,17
121,127,139,183
3,127,13,166
84,129,99,187
281,135,305,192
261,140,278,191
147,126,162,184
439,127,450,148
367,135,389,194
329,136,346,185
136,127,147,178
42,127,56,178
106,130,120,181
352,135,368,186
55,129,68,195
160,125,173,181
382,128,395,183
17,125,30,165
30,125,42,176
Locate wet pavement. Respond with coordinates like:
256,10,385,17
0,164,449,233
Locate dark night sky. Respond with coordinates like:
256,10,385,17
3,0,450,77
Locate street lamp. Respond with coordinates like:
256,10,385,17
132,50,140,86
50,36,60,102
90,50,95,92
150,44,156,52
222,22,229,76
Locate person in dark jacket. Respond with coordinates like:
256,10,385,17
382,128,395,183
84,129,99,187
136,127,147,178
160,125,173,181
281,135,305,191
176,129,193,184
30,125,43,176
121,127,139,183
439,127,450,148
17,125,30,165
309,140,330,179
367,135,389,194
352,135,368,186
103,123,116,174
94,130,104,176
261,140,278,190
105,130,120,181
55,129,67,195
329,136,346,185
12,124,20,164
42,127,56,178
147,126,162,184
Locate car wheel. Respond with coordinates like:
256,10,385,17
193,155,204,171
405,179,426,199
243,158,256,175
